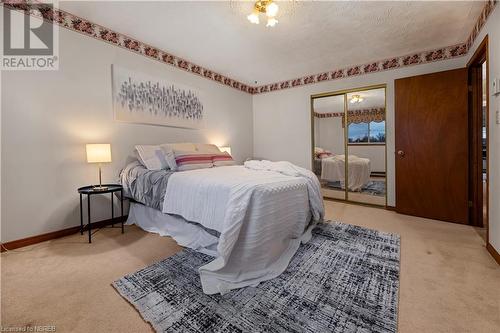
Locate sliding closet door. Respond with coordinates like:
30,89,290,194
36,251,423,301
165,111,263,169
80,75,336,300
346,88,386,206
312,94,346,200
395,68,468,224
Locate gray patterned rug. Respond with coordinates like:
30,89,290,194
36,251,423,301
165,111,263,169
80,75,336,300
113,222,400,333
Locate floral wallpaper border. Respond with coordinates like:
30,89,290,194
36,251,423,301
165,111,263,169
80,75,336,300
3,0,253,94
254,43,468,94
466,0,497,50
253,0,497,95
3,0,497,95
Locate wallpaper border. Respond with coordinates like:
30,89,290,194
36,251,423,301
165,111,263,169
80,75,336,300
3,0,253,93
3,0,497,95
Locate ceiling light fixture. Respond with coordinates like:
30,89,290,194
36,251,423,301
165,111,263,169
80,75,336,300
247,0,279,27
350,95,364,104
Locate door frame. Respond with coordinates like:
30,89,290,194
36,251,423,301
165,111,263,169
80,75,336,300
467,35,489,235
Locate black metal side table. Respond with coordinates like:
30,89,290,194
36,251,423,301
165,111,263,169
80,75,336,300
78,184,124,243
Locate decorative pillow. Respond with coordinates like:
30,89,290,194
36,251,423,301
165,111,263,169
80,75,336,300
317,151,334,159
213,152,236,167
159,144,178,171
160,143,197,171
173,149,214,171
314,147,325,155
195,143,221,154
135,145,170,170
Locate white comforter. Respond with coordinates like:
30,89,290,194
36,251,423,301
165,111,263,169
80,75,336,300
162,161,324,294
321,154,371,191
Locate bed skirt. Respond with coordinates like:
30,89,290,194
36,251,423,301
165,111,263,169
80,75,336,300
126,202,219,256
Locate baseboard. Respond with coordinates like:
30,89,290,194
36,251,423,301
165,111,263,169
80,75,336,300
386,205,396,211
486,242,500,265
370,172,386,178
1,216,128,252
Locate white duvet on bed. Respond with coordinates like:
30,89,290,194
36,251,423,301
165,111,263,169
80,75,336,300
321,154,370,191
162,162,323,294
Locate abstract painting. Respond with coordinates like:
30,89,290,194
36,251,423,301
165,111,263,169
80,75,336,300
112,65,204,129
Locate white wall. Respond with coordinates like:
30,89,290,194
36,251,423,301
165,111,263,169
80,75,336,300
253,57,467,207
1,12,253,242
315,116,344,154
466,7,500,252
349,146,385,173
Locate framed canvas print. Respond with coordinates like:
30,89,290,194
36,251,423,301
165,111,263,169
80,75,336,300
112,65,204,129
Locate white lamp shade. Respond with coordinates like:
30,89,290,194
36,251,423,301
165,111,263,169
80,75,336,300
86,144,112,163
219,146,231,155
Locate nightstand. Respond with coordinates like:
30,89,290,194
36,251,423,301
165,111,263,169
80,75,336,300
78,184,124,243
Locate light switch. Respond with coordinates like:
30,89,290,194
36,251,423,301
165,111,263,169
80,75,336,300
497,109,500,125
493,78,500,96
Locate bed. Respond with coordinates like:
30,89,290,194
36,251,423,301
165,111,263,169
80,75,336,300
120,159,323,295
319,154,371,191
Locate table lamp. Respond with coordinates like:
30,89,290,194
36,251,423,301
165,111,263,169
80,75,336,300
86,144,112,191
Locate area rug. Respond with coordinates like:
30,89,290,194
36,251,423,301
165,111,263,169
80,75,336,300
113,222,400,333
326,180,386,196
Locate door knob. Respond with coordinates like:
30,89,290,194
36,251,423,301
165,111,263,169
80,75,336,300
397,150,405,157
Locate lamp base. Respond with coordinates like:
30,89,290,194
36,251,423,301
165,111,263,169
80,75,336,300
92,185,108,191
93,165,108,191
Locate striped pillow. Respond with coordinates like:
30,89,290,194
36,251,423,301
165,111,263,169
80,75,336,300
174,150,214,171
213,152,235,167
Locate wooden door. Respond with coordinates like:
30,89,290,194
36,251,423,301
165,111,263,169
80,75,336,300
395,68,468,224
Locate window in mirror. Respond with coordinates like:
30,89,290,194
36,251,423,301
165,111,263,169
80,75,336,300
348,121,385,143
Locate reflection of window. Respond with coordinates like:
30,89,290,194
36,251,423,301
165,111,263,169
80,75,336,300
348,121,385,143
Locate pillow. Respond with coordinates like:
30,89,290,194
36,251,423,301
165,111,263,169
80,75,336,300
160,143,197,171
314,147,324,154
317,151,334,159
173,149,214,171
195,143,221,154
159,144,177,171
135,145,170,170
213,152,236,167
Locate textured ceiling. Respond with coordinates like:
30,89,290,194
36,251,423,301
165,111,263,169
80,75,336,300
60,1,484,86
314,88,385,113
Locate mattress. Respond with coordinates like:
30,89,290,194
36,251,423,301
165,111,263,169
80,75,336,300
320,154,371,191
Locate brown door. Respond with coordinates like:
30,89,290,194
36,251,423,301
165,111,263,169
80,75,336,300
395,68,468,224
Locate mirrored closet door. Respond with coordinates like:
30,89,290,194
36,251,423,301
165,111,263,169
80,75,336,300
311,85,387,207
312,94,346,201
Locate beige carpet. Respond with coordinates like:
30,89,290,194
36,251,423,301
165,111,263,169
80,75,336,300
1,201,499,332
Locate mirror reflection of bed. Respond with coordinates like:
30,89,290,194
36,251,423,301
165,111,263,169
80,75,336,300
312,86,386,206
